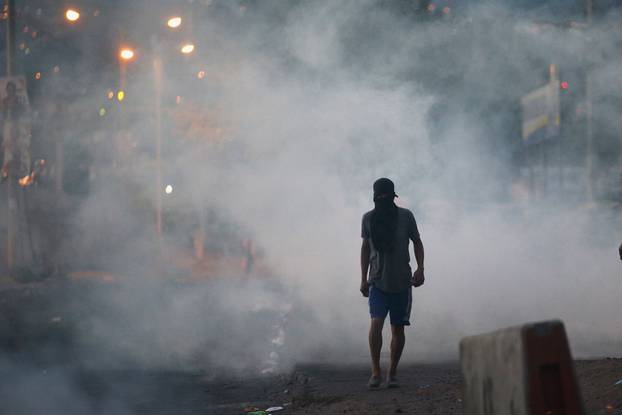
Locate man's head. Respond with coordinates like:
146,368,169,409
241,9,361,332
373,177,397,202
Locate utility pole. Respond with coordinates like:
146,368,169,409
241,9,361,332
585,0,594,202
585,72,593,202
151,35,163,240
540,63,561,194
585,0,592,24
5,0,17,275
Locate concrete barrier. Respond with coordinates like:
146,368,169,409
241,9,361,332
460,320,584,415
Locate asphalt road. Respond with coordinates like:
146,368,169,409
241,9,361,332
1,278,621,414
1,360,620,414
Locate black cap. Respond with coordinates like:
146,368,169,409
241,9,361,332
373,177,397,199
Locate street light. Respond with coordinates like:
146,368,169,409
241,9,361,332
119,48,135,61
167,16,182,29
180,43,195,54
65,8,80,22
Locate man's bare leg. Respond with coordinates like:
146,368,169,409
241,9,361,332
388,324,405,378
369,317,384,377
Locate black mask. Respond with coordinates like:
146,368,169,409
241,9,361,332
370,197,398,253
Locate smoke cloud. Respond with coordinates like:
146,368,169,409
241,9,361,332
4,0,622,389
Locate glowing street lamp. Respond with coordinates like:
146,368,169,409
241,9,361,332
65,8,80,22
167,16,182,29
180,43,195,55
119,48,135,61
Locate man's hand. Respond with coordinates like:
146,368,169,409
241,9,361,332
360,280,370,297
412,268,425,288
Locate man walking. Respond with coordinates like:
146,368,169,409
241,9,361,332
360,178,425,389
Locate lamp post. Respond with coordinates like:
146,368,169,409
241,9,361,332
118,47,135,91
115,47,135,167
5,0,16,275
151,18,195,240
112,17,194,240
584,0,593,202
151,35,164,239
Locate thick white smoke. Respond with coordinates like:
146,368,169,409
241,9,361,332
9,0,622,378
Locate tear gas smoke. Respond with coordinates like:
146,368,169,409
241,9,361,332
4,1,622,382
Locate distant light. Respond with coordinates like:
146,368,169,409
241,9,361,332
180,43,195,54
53,65,60,74
560,81,569,90
34,72,41,80
167,16,182,29
19,42,26,51
442,6,451,14
93,9,100,17
65,8,80,22
107,90,114,100
24,48,30,55
19,174,34,187
197,70,206,79
165,185,173,194
119,48,135,61
176,95,182,104
117,90,125,101
99,107,107,117
427,3,436,12
31,31,38,38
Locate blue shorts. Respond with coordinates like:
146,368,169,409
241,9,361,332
369,285,412,326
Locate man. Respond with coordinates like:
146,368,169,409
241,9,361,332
360,178,424,389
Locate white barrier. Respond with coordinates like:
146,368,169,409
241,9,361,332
460,320,584,415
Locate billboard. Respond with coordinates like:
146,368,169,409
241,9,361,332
0,75,31,177
521,81,560,145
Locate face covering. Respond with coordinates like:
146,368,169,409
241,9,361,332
370,196,398,253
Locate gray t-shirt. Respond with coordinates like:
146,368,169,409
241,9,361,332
361,207,420,293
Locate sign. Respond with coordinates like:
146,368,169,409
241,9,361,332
521,81,560,145
0,75,32,177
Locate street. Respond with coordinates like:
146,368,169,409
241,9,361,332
2,357,621,414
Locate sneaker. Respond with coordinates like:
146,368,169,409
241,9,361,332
386,376,400,388
367,375,382,389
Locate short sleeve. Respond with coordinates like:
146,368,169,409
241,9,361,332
361,215,370,239
409,211,420,241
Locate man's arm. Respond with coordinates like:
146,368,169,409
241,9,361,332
412,237,425,287
413,237,424,271
360,239,371,297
